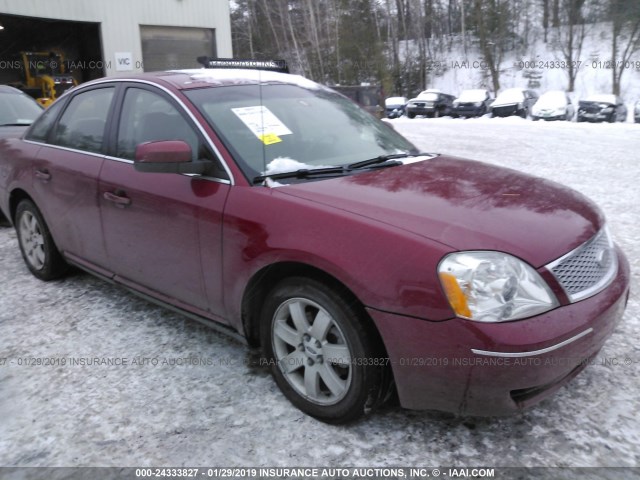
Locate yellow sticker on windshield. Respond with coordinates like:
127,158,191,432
259,133,282,145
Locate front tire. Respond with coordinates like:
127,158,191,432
15,200,67,280
0,210,10,227
260,277,386,424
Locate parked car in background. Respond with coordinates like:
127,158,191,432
489,88,538,118
406,89,456,118
385,96,407,118
0,86,43,225
450,89,493,118
532,90,575,121
577,94,627,123
332,84,384,118
0,62,630,424
0,85,43,140
634,100,640,123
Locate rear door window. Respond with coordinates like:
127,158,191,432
50,88,115,154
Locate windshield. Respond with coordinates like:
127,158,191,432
457,90,487,102
494,89,524,105
0,92,43,126
185,83,417,181
385,97,406,106
584,94,616,104
415,92,439,101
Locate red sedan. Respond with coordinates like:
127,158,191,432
0,61,630,423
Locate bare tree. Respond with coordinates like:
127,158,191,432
552,0,587,92
610,0,640,95
473,0,512,93
542,0,550,42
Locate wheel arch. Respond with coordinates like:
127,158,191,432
241,261,386,355
9,188,35,223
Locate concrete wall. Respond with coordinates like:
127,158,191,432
0,0,232,76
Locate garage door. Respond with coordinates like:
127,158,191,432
140,25,216,72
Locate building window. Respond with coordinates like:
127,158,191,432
140,25,216,72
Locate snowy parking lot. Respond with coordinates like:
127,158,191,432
1,117,639,468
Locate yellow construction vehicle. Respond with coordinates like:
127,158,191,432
14,51,77,107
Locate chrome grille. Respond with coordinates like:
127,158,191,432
547,228,617,302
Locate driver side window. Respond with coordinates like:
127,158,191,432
116,87,200,161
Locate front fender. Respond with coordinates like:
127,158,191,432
221,185,456,332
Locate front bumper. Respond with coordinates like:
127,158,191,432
451,107,484,117
578,111,613,122
368,247,630,416
533,112,566,120
407,105,437,115
386,107,404,118
491,104,522,117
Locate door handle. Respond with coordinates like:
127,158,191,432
103,191,131,207
35,169,51,181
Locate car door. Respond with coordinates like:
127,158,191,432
27,85,115,269
98,84,231,316
565,94,574,119
616,97,627,121
525,91,537,113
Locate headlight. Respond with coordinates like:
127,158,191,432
474,102,483,107
438,251,558,322
453,101,460,107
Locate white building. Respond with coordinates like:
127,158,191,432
0,0,232,82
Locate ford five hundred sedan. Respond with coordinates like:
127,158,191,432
0,61,630,424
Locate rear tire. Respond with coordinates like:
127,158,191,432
407,112,416,119
15,200,67,281
260,277,387,424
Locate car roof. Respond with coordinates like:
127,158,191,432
85,69,322,92
0,85,26,94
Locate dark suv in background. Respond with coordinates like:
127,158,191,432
577,94,627,123
450,89,493,118
406,89,456,118
489,88,538,118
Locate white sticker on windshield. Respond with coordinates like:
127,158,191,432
231,106,293,145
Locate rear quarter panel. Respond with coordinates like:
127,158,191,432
0,138,41,223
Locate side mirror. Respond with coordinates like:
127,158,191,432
134,140,209,174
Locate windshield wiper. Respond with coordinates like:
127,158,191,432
254,153,435,185
253,166,347,184
0,122,33,127
348,153,414,170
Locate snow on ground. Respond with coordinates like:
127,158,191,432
0,117,639,469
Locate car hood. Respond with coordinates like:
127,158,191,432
492,99,522,107
534,102,566,110
579,101,613,107
277,157,603,268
